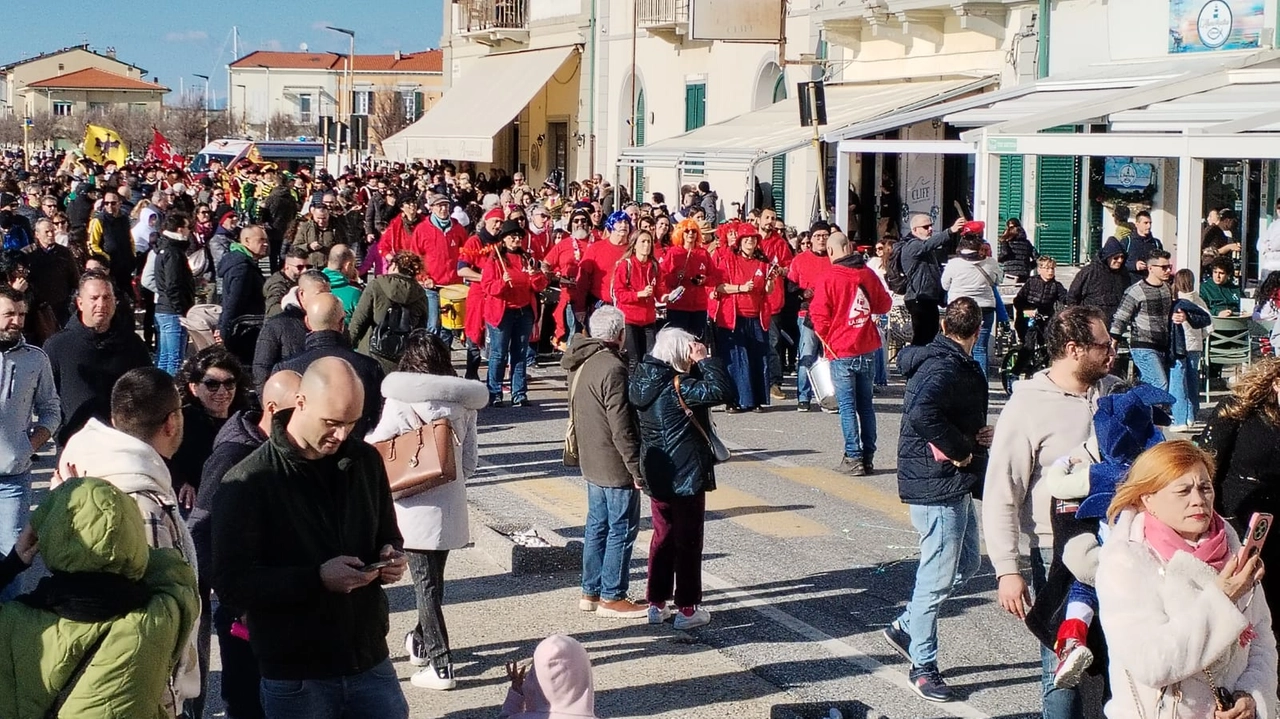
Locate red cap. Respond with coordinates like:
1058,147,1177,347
962,220,986,235
483,208,505,224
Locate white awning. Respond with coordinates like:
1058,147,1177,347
616,77,992,173
382,46,578,162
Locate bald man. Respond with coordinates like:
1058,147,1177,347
273,293,384,438
252,269,332,391
323,243,362,323
190,368,302,718
212,357,408,719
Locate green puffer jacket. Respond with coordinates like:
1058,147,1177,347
0,477,199,719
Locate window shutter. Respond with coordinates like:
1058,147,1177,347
633,89,646,199
769,77,787,219
997,155,1024,228
1035,155,1081,263
414,91,424,121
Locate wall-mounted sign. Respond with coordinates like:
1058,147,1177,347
690,0,784,42
1169,0,1264,53
1104,157,1154,189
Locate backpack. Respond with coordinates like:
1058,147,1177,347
885,246,909,295
370,301,415,361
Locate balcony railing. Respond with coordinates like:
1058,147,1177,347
637,0,689,27
458,0,529,33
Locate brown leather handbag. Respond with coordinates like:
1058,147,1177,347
374,419,458,500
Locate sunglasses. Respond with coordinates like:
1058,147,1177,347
200,378,237,391
915,223,933,231
53,220,67,226
102,201,119,206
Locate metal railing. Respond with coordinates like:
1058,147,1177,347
458,0,529,32
636,0,689,26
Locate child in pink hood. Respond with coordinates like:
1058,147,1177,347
501,634,598,719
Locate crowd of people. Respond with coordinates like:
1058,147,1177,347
0,143,1275,719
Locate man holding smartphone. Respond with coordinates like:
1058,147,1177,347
212,357,409,719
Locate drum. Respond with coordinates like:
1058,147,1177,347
439,284,468,331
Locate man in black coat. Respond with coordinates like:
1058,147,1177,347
153,211,196,374
190,368,300,719
211,357,409,718
884,297,991,703
1067,237,1130,326
252,269,330,391
44,270,150,444
22,217,79,342
218,224,269,339
273,294,384,439
257,170,299,271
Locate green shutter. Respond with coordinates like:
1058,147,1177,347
413,91,424,121
769,76,787,219
633,89,646,201
684,83,706,175
1036,155,1081,263
998,155,1024,227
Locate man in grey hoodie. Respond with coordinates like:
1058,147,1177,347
0,285,59,601
983,305,1120,719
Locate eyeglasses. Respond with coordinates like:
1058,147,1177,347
1080,338,1116,353
288,263,312,271
915,224,933,231
53,220,68,227
1147,263,1172,270
102,201,119,206
200,378,237,391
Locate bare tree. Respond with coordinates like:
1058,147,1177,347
83,106,151,156
28,112,67,146
267,112,305,142
161,99,208,156
0,116,22,146
369,89,410,156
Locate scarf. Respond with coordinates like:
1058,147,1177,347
19,571,152,622
229,242,254,259
431,214,451,232
1143,511,1230,570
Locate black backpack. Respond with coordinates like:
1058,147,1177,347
369,301,415,361
885,246,909,295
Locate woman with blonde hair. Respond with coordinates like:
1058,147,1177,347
1200,357,1280,608
1097,440,1275,719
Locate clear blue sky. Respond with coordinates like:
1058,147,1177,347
3,0,444,107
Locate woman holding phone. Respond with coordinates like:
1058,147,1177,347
1199,357,1280,612
1096,440,1274,719
611,229,667,373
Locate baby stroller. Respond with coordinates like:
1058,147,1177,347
1001,311,1051,395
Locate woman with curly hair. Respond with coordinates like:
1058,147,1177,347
1199,357,1280,613
350,250,432,374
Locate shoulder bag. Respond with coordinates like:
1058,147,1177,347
674,375,731,463
374,419,458,500
45,631,108,719
563,357,591,467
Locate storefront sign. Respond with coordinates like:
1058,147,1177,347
987,136,1018,153
1104,158,1154,189
1169,0,1264,53
691,0,784,42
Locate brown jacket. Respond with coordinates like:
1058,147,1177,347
562,337,641,488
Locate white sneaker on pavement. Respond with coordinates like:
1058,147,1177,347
410,659,457,690
648,603,674,624
404,631,428,667
673,607,711,630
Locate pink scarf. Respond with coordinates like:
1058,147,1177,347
1143,512,1230,571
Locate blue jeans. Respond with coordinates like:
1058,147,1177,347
894,496,981,667
973,308,996,376
830,352,876,459
1129,348,1169,391
796,321,820,403
1169,351,1201,426
564,302,580,341
0,472,31,602
424,288,454,347
581,484,641,601
665,309,707,341
873,315,889,386
1031,547,1083,719
486,307,534,403
715,321,769,410
155,312,187,376
259,658,408,719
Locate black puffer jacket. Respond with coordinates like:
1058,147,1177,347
998,230,1036,281
154,232,196,316
896,335,989,505
628,356,732,500
252,305,307,390
190,409,266,583
1067,237,1130,325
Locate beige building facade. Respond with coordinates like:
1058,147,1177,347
0,44,165,117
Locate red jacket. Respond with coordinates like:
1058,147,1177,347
460,234,496,344
808,258,892,359
787,250,832,317
759,231,794,315
543,234,590,309
526,226,554,263
579,240,628,305
479,250,548,327
378,214,424,261
711,251,771,331
407,218,466,286
660,245,716,313
610,256,665,326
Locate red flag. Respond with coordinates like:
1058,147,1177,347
147,128,185,169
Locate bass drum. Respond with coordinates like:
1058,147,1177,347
438,284,469,331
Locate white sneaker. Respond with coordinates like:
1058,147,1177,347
648,603,674,624
672,607,711,630
410,660,457,691
1166,424,1191,433
404,632,427,667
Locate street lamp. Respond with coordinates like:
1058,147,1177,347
193,73,210,146
325,26,355,165
256,63,272,140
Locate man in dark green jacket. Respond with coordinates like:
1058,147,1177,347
211,357,409,719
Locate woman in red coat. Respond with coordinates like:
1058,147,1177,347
611,229,667,372
479,219,548,407
542,210,594,347
711,228,773,412
662,218,717,340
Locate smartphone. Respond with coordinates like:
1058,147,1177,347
359,560,393,573
1241,513,1273,560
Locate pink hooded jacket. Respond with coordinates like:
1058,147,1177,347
500,634,597,719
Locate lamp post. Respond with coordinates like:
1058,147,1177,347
235,84,247,136
326,26,355,165
256,63,272,140
193,73,210,146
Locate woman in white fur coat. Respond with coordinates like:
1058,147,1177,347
365,330,488,693
1097,439,1276,719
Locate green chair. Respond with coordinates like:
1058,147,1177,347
1203,316,1251,404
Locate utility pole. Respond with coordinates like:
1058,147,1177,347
326,26,356,166
193,73,210,145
